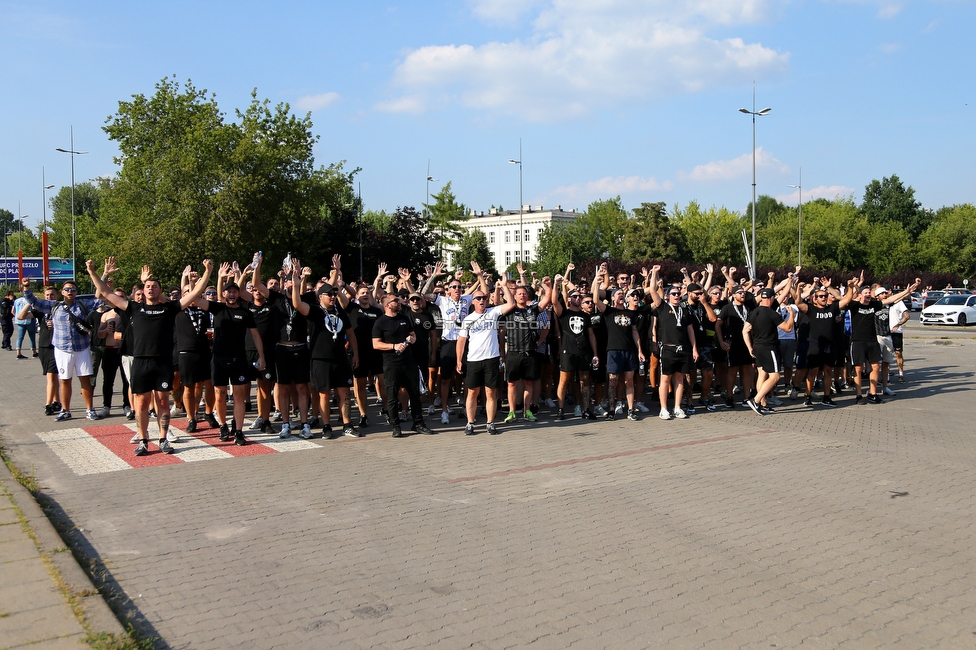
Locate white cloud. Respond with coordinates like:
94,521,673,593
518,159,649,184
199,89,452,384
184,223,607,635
469,0,547,25
775,185,856,204
877,2,902,18
550,175,674,200
878,42,901,53
923,19,940,33
680,147,788,181
380,0,789,121
295,92,340,112
374,96,426,114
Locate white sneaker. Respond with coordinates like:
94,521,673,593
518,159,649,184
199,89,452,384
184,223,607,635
433,396,442,407
573,405,583,417
248,417,265,431
441,411,450,425
545,398,557,408
614,402,625,417
279,423,291,438
593,405,607,417
170,405,184,416
300,423,313,439
659,408,672,421
673,407,688,419
97,406,111,418
767,396,783,406
635,402,650,413
166,429,180,443
883,387,896,396
427,404,436,415
129,432,141,444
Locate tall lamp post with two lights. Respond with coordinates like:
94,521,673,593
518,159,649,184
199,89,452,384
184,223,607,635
55,126,88,280
738,95,771,280
508,139,523,265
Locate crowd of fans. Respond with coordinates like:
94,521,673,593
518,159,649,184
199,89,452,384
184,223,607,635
7,253,919,455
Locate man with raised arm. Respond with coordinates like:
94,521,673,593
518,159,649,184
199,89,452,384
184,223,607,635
87,257,213,455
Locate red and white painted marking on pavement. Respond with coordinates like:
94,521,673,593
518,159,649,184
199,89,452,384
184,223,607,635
36,420,320,476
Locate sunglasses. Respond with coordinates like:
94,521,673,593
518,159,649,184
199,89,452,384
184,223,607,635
668,292,681,297
814,294,827,299
472,296,488,301
63,287,77,293
581,300,594,305
449,285,462,290
205,291,217,296
409,297,421,302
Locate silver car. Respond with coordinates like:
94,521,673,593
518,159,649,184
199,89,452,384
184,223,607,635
919,294,976,326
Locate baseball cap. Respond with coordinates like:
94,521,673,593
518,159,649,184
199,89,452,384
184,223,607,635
874,286,888,296
316,282,335,295
686,283,703,293
759,288,776,299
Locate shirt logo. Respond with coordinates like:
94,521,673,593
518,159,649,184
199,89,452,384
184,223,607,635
569,315,585,335
613,314,632,327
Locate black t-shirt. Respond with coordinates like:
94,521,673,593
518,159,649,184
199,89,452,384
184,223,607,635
307,303,352,361
124,300,182,359
408,309,436,365
348,303,382,354
373,313,417,366
685,300,713,346
588,311,608,357
848,299,883,342
634,304,655,344
209,301,256,358
654,303,693,348
34,308,54,348
559,310,592,357
88,309,108,350
746,305,783,349
271,290,309,344
603,307,638,352
806,303,840,350
502,305,542,354
245,298,279,352
0,298,12,320
717,299,754,345
175,305,210,353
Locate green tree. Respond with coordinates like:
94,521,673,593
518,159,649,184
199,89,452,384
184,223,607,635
865,221,914,276
4,228,42,257
534,219,605,278
48,183,101,268
451,229,498,279
745,194,788,227
425,181,468,256
917,204,976,277
381,206,438,272
794,198,871,271
621,201,685,262
0,209,14,245
672,201,746,265
581,197,628,259
861,175,929,239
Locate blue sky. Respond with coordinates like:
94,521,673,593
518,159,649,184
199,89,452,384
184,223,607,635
2,0,974,236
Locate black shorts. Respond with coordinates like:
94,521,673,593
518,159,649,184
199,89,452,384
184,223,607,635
660,346,688,376
353,349,382,379
850,340,881,366
560,351,593,373
212,356,252,386
276,344,310,385
590,353,608,384
727,343,753,368
794,341,810,369
466,357,500,390
439,339,462,376
38,347,57,375
178,349,212,385
805,348,829,371
890,332,904,352
247,348,276,383
310,358,353,391
130,357,176,394
834,336,851,367
505,351,540,382
711,346,728,366
695,346,715,372
754,347,783,374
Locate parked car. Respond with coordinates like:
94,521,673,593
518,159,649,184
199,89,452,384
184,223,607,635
923,290,945,309
919,294,976,326
903,291,923,311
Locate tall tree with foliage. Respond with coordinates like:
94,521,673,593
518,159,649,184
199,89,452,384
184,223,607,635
48,184,101,267
425,181,468,256
672,201,746,265
534,219,606,278
581,197,628,259
621,201,685,262
861,174,933,239
917,204,976,277
451,229,498,279
0,209,14,244
745,194,788,227
379,206,438,273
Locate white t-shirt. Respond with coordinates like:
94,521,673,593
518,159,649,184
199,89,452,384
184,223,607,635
889,301,908,334
460,306,504,362
435,294,473,342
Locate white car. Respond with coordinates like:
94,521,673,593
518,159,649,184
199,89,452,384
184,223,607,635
919,294,976,326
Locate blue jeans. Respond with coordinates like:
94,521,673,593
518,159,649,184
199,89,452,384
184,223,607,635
15,321,36,352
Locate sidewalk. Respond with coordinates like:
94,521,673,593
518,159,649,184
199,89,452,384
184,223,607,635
0,455,125,648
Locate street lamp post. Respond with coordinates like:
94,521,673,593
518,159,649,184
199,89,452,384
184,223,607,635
788,168,803,267
425,160,439,258
42,168,55,233
17,204,28,253
508,139,523,265
738,91,771,280
56,126,88,280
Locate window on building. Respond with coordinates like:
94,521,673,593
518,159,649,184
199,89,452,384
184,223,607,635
515,230,520,242
489,231,495,244
505,251,511,266
523,251,531,262
504,230,510,243
524,229,530,242
514,250,521,262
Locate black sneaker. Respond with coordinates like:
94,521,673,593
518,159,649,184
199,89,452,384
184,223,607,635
745,398,763,415
684,403,696,415
464,422,476,435
898,375,905,383
44,404,55,416
759,405,774,415
134,440,149,456
204,413,219,428
628,408,639,421
159,439,175,454
392,424,404,438
343,424,360,438
582,409,594,419
149,409,157,419
704,400,717,412
821,397,836,407
868,394,884,404
804,396,813,407
358,414,369,428
234,430,248,446
186,419,197,433
605,409,615,421
487,422,499,435
854,395,863,405
725,397,735,409
219,424,231,441
413,422,434,435
322,424,333,438
126,409,136,421
261,420,274,434
555,408,564,421
51,401,62,412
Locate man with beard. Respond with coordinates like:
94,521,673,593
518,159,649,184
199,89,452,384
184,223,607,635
551,277,599,420
647,266,700,420
406,292,438,413
345,276,384,428
591,263,645,421
373,293,433,437
86,258,214,455
797,278,854,407
500,283,552,424
742,287,794,415
715,285,757,409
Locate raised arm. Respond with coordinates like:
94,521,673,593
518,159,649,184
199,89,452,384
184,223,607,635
290,260,311,316
86,259,128,310
179,259,213,309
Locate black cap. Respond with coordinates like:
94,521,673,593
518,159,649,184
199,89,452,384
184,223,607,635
687,283,703,292
759,288,776,299
223,282,239,291
317,282,335,295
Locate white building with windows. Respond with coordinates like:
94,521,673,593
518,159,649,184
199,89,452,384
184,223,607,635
445,205,580,270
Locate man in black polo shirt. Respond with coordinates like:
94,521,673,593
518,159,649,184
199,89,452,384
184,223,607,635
406,292,438,414
646,267,700,420
591,264,645,421
501,283,552,424
372,293,433,438
86,258,213,455
552,277,599,420
742,287,794,415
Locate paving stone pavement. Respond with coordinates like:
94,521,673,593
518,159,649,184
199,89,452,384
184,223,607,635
1,324,974,649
